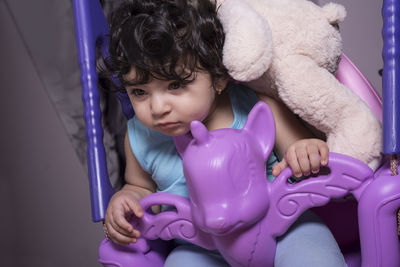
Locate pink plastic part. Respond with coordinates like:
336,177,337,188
336,53,383,122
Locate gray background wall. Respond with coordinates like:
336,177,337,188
0,0,383,266
0,0,103,266
320,0,383,95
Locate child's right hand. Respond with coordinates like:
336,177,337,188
104,189,144,245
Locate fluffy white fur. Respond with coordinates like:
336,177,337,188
217,0,382,170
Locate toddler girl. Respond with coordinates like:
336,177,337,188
102,0,347,266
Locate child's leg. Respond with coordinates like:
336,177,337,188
164,244,230,267
274,210,347,267
165,210,346,267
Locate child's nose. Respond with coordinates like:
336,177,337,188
150,94,171,116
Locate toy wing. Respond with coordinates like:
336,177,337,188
132,192,216,250
266,152,374,237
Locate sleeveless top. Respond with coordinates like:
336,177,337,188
127,82,279,198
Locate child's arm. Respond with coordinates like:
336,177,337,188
257,93,329,178
104,133,157,245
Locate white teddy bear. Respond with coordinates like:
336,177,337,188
216,0,382,170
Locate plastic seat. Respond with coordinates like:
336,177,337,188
72,0,400,266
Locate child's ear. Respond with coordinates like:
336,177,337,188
243,101,276,160
173,133,193,157
214,78,229,94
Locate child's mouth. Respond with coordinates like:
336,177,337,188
156,122,181,130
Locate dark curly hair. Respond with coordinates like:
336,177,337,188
101,0,228,92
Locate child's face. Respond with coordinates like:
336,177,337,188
124,68,218,136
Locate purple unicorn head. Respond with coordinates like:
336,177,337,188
174,102,276,235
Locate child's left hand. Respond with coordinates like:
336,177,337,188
272,138,329,178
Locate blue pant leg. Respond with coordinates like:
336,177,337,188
274,210,347,267
164,244,230,267
165,210,346,267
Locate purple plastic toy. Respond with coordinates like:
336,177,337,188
99,102,400,267
72,0,400,266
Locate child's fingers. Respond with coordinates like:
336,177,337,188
106,223,137,245
317,141,329,165
126,199,144,218
272,159,288,177
104,216,137,245
296,148,311,176
285,149,302,177
111,208,138,237
307,144,321,173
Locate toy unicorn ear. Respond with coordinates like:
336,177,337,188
243,102,276,160
190,121,210,145
173,133,193,157
172,121,210,157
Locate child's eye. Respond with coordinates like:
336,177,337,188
169,81,184,90
129,88,147,97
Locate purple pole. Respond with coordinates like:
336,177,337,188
382,0,400,174
382,0,400,163
72,0,114,222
